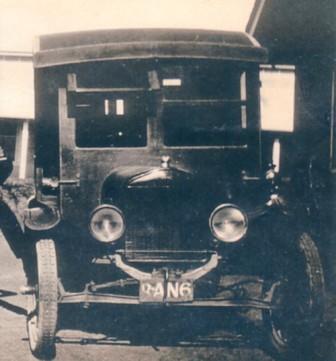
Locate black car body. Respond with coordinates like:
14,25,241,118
23,29,324,360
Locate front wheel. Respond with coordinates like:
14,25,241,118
263,233,325,360
27,239,58,360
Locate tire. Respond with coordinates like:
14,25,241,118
263,233,325,360
27,239,58,360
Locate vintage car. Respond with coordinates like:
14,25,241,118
22,29,325,359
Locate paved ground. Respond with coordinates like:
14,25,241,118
0,230,276,361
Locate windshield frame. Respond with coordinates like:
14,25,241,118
69,59,260,150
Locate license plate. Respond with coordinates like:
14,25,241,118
139,278,193,303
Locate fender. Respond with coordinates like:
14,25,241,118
24,198,60,231
24,168,60,231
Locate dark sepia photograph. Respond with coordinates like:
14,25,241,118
0,0,335,360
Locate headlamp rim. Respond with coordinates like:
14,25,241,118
209,203,248,243
89,204,125,243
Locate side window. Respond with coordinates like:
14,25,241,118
260,65,295,132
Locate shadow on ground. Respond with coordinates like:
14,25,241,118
57,306,265,349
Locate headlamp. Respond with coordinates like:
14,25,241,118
89,205,125,243
209,204,247,243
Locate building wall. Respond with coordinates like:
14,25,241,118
247,0,336,172
0,118,34,181
0,55,34,181
295,60,334,167
12,120,34,180
0,118,18,160
259,61,335,178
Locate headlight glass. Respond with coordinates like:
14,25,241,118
209,204,247,243
90,205,125,243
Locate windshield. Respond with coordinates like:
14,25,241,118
161,63,247,146
70,60,252,148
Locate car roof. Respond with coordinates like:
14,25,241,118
34,28,268,68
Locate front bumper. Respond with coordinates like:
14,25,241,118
56,253,278,310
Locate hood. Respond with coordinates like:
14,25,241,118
101,160,272,214
103,164,193,191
